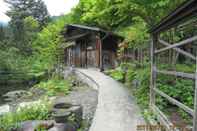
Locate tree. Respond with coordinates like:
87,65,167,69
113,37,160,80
5,0,50,27
0,24,5,41
4,0,50,54
70,0,185,49
23,16,40,54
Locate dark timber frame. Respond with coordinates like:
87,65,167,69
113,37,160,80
150,0,197,130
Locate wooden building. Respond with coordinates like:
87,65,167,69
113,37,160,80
62,24,123,70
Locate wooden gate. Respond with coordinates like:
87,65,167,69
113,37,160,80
150,0,197,130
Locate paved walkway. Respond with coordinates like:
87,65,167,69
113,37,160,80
77,69,145,131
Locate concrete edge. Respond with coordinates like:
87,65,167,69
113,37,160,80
74,69,99,91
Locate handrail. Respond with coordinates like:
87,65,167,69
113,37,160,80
155,35,197,54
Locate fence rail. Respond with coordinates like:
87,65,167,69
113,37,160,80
150,1,197,130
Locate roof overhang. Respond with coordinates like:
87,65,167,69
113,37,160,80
150,0,197,34
65,33,89,42
65,24,124,41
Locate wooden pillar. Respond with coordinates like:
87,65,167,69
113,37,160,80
85,41,87,68
150,34,157,107
193,58,197,131
98,36,103,71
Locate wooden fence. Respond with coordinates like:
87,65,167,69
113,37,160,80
150,0,197,131
119,47,150,64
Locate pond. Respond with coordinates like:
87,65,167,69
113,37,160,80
0,83,30,105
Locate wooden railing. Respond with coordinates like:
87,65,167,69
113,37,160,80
150,1,197,130
151,35,197,131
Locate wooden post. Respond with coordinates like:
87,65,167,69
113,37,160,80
98,36,103,71
85,41,88,68
150,34,157,107
193,57,197,131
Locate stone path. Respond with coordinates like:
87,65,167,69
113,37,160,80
77,69,145,131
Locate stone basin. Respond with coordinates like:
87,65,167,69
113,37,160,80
51,100,82,128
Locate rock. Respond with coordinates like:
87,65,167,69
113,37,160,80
0,104,10,115
20,121,76,131
20,120,55,131
3,90,29,102
48,123,76,131
53,109,72,123
68,105,83,128
132,79,140,88
64,67,75,79
51,99,82,128
29,88,46,97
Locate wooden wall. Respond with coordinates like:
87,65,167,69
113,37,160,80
64,33,118,70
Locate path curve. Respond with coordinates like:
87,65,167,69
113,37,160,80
77,69,145,131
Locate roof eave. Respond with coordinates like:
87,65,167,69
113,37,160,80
150,0,197,34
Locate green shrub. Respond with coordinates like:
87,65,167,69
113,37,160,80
35,78,71,96
107,67,125,82
107,62,195,123
157,78,194,108
0,101,51,131
126,68,136,83
133,67,150,108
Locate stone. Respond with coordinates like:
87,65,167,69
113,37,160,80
48,123,76,131
20,120,55,131
19,121,76,131
3,90,29,102
51,99,83,128
0,104,10,115
63,67,74,79
29,88,46,97
68,105,83,128
132,79,140,88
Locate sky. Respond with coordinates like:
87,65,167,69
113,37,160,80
0,0,79,23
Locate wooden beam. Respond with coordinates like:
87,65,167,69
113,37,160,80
98,35,103,71
156,69,195,79
158,39,196,61
193,58,197,131
151,105,174,131
153,88,194,116
155,36,197,54
65,33,89,42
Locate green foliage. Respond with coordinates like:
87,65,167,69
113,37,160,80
5,0,50,27
118,17,149,49
110,62,195,123
106,67,125,82
157,77,194,108
133,67,150,108
0,101,51,131
0,47,29,72
34,78,71,96
0,24,6,41
30,16,71,73
2,0,50,56
70,0,184,50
